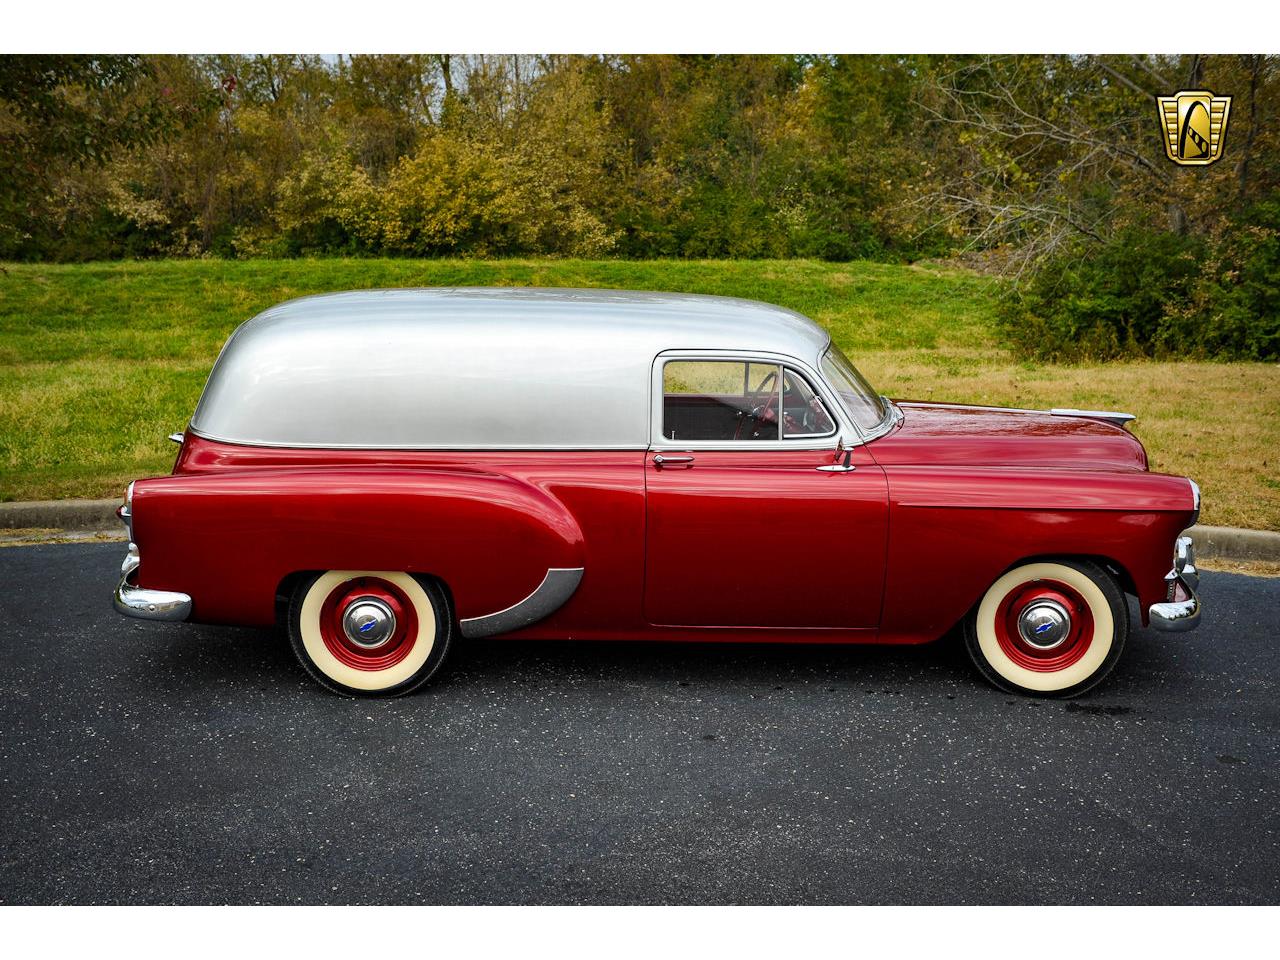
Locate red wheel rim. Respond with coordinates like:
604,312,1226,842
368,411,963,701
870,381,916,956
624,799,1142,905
317,576,419,672
993,578,1094,673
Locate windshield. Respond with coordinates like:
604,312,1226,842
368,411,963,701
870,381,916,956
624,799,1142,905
820,346,888,433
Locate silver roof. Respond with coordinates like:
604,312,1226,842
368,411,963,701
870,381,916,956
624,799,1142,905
190,287,834,449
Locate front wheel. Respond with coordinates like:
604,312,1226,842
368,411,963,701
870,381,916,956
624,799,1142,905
288,570,453,697
963,558,1128,698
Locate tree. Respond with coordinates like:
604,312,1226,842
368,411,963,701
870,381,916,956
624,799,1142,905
918,55,1280,275
0,55,196,257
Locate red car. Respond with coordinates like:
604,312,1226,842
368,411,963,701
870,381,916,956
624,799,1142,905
114,288,1201,698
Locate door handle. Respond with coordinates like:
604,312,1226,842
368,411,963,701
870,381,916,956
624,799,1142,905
654,454,695,469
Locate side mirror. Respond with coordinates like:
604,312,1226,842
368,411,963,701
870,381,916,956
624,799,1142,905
817,442,857,474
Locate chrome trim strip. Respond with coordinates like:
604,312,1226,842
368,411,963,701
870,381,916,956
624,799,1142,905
114,570,192,622
459,567,584,639
1050,408,1137,427
650,437,850,453
1188,478,1201,526
168,432,185,444
187,426,651,452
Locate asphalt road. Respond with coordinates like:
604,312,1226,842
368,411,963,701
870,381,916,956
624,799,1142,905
1,542,1277,904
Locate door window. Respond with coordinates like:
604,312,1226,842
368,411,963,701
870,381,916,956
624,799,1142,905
662,360,781,441
661,359,836,443
781,368,837,438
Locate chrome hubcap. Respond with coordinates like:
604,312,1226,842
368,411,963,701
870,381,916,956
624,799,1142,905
1017,599,1071,650
342,597,397,649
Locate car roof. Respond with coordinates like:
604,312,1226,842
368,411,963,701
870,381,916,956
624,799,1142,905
190,287,834,449
244,287,831,357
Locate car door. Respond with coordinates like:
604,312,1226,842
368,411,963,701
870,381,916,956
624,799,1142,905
644,353,889,629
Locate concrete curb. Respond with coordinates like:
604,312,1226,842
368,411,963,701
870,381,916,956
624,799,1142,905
1,499,122,532
2,498,1279,561
1185,525,1280,562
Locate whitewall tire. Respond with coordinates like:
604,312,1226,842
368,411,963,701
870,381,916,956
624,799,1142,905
287,570,453,697
964,558,1128,698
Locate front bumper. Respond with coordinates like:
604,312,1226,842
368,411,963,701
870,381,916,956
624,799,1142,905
113,542,192,622
1149,535,1200,632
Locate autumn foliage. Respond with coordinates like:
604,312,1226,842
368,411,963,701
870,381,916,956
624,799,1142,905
1,54,1277,358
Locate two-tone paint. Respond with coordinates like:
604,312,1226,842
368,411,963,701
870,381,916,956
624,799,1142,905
114,288,1200,657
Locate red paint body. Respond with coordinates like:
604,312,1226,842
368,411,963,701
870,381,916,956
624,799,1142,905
131,401,1196,645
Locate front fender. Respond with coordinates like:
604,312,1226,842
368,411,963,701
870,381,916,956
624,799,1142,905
130,467,585,627
878,466,1197,640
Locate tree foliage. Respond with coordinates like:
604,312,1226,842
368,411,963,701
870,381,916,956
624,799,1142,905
1,53,1278,358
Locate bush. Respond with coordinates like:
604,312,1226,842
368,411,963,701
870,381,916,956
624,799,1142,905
999,227,1204,360
999,201,1280,363
365,136,615,258
1173,198,1280,360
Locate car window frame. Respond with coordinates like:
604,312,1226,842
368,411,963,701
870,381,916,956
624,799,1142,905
779,367,839,440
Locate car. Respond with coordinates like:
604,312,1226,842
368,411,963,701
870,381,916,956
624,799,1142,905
113,287,1201,698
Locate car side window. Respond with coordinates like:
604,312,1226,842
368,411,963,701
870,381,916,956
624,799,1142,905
662,360,781,441
781,368,836,438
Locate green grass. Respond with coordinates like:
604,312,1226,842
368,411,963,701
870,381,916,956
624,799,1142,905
1,258,1276,529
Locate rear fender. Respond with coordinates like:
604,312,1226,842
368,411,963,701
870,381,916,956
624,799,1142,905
130,467,585,628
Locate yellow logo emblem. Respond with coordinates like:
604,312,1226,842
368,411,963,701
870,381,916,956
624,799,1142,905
1157,90,1232,166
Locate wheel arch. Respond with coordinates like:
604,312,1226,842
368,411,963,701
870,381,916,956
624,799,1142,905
997,552,1137,598
275,568,459,630
935,552,1137,648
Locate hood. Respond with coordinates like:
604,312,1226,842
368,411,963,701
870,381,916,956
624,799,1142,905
867,402,1149,471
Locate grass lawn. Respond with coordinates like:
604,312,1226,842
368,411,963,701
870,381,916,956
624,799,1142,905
1,258,1276,530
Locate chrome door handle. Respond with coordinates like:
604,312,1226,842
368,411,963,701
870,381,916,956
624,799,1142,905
654,454,695,469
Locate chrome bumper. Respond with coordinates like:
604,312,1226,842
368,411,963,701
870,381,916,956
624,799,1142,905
113,542,192,622
1149,535,1200,632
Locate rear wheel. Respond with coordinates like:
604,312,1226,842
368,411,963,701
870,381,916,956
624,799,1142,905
288,570,453,697
963,559,1127,698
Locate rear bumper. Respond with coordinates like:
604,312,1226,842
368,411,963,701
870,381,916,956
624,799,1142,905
1148,536,1200,632
112,542,192,622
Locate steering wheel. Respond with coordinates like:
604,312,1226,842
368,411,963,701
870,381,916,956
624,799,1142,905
733,370,779,440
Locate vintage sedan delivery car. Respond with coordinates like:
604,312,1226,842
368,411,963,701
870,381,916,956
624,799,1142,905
114,288,1201,698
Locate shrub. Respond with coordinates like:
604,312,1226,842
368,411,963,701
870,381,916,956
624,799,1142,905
999,227,1205,360
273,147,377,256
1173,199,1280,360
1001,201,1280,361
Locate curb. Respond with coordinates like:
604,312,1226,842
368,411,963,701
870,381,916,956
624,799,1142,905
2,498,1279,561
0,498,122,532
1185,525,1280,563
